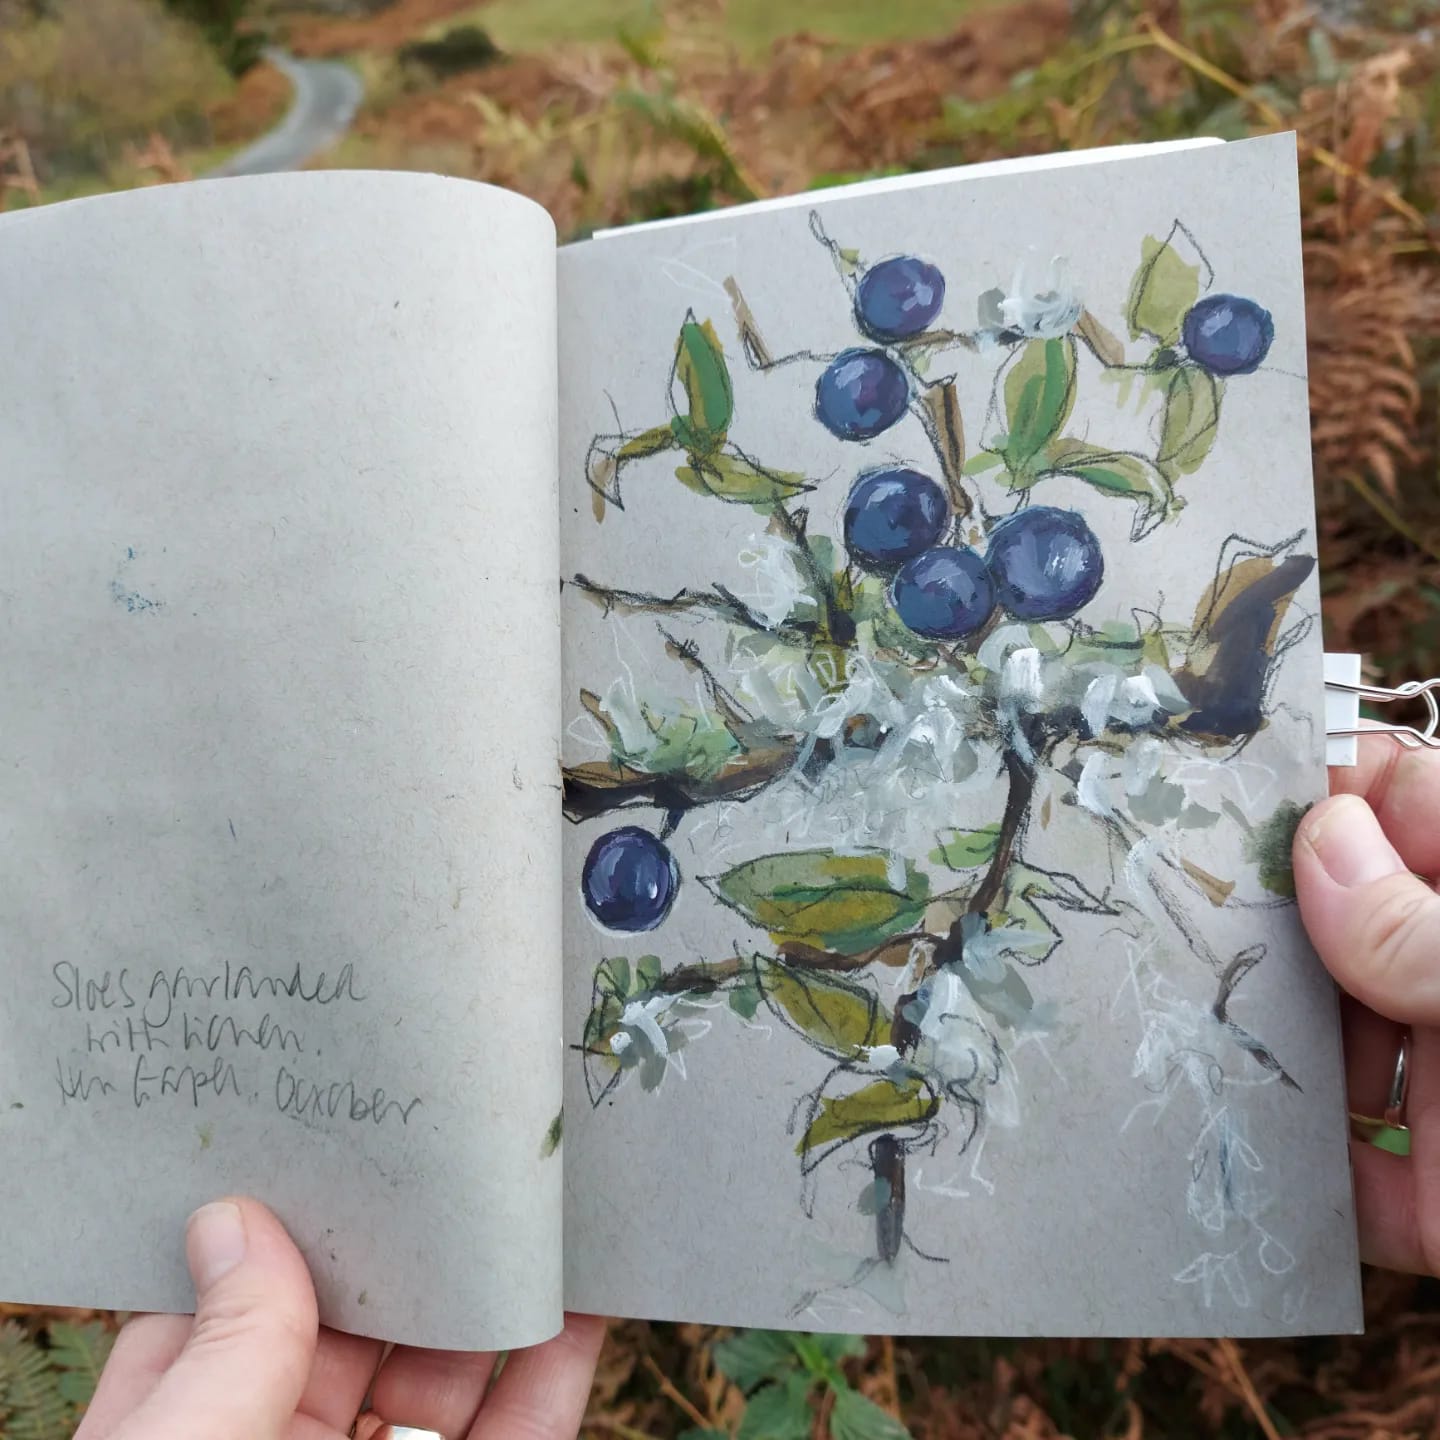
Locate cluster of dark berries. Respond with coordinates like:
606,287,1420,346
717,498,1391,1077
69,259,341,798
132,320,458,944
844,470,1103,638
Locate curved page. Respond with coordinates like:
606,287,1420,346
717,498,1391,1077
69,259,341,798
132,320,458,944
0,172,561,1348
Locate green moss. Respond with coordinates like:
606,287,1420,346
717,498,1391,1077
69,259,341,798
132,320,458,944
1244,798,1311,898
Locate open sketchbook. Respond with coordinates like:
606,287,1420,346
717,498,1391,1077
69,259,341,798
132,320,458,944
0,132,1362,1348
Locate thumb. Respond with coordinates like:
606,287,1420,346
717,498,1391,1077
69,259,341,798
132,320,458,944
112,1198,318,1440
1294,792,1440,1025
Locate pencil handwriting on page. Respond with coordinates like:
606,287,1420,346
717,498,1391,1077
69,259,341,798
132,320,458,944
45,960,422,1128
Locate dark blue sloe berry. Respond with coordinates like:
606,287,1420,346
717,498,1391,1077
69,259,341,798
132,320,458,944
856,256,946,341
582,826,679,933
890,545,996,639
815,348,909,441
1181,293,1274,376
843,468,949,573
986,506,1104,621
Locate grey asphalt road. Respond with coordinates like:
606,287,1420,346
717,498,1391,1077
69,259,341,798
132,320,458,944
206,49,364,178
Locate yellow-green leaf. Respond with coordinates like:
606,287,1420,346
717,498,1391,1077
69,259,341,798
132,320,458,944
670,317,733,454
1040,439,1177,533
931,824,1001,870
676,452,812,508
705,849,929,953
1158,367,1224,479
757,958,883,1058
800,1076,935,1154
1126,233,1201,344
1003,338,1076,473
616,424,678,462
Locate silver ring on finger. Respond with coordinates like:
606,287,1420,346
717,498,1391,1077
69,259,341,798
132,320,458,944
1385,1030,1410,1130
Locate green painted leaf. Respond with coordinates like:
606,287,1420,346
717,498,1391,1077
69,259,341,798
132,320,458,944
676,452,812,508
1003,338,1076,473
856,1178,891,1215
958,958,1040,1030
1043,438,1175,514
757,959,883,1059
931,823,1001,870
670,317,733,454
1158,367,1224,479
961,449,1005,475
738,1374,815,1440
635,954,663,991
714,1330,798,1392
800,1076,934,1154
628,705,743,781
1126,232,1201,344
539,1108,563,1159
831,1388,914,1440
988,864,1116,963
706,850,929,953
984,893,1057,962
616,424,679,462
728,981,762,1020
601,956,631,999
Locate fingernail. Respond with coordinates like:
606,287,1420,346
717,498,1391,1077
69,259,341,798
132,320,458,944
186,1201,247,1292
1304,794,1404,888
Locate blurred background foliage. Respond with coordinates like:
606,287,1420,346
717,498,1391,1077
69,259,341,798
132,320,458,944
1,0,1439,1435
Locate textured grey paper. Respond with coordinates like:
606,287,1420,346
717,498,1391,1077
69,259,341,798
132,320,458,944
0,172,563,1348
557,135,1362,1335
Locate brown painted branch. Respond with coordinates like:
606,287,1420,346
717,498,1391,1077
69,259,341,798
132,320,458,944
657,933,924,996
970,748,1037,916
562,740,798,823
931,747,1037,968
915,379,974,523
570,572,783,636
655,956,749,993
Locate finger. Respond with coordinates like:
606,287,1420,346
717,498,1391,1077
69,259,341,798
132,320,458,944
1342,994,1406,1118
468,1313,606,1440
295,1329,383,1432
1407,1024,1440,1277
368,1347,499,1439
1293,793,1440,1025
107,1198,319,1440
77,1315,190,1438
1331,737,1440,880
1349,1138,1422,1272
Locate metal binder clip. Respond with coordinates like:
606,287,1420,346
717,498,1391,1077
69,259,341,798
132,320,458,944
1324,666,1440,752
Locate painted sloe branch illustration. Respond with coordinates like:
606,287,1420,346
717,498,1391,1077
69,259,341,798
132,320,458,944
566,209,1311,1282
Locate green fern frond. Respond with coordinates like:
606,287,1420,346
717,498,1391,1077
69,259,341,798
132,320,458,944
0,1320,51,1401
48,1321,113,1406
0,1323,69,1440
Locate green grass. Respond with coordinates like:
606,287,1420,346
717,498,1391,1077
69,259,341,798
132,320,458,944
444,0,991,59
721,0,997,50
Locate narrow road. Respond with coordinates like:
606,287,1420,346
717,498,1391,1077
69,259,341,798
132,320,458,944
207,49,364,178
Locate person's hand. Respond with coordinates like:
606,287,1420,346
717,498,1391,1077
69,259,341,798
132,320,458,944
75,1197,606,1440
1293,735,1440,1273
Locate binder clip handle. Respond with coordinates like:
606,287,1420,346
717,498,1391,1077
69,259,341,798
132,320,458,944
1325,653,1440,758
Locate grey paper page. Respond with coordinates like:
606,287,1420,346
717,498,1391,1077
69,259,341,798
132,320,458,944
557,134,1361,1336
0,172,563,1349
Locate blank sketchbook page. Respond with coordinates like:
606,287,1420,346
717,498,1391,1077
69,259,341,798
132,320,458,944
0,172,565,1349
556,133,1361,1337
